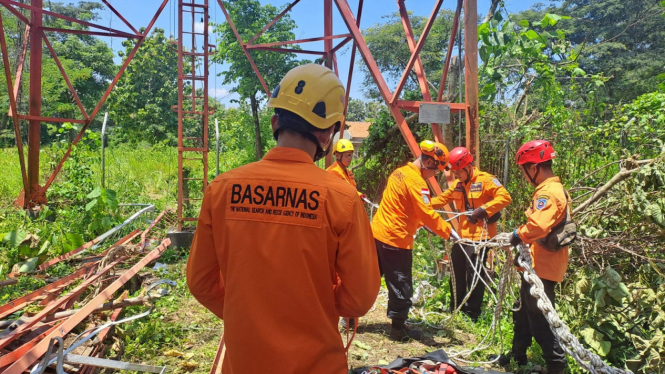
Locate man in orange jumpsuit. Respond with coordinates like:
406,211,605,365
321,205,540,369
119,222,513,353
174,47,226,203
372,140,455,341
187,64,380,374
431,147,511,321
498,140,570,374
326,139,366,199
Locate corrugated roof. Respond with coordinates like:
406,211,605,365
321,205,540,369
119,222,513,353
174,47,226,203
345,121,370,139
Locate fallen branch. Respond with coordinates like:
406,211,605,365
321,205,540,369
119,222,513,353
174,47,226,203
0,279,18,288
573,155,663,215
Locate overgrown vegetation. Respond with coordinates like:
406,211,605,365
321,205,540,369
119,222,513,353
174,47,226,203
1,0,664,373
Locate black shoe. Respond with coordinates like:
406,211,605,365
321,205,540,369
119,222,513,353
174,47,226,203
389,326,424,342
339,317,356,333
489,352,527,368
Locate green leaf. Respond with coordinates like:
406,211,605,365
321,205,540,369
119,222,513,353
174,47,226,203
3,230,27,247
524,30,540,40
518,19,530,27
85,199,98,211
581,327,611,356
87,187,102,199
37,240,51,256
18,257,39,273
353,341,371,350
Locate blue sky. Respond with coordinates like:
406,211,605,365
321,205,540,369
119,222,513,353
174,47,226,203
63,0,542,105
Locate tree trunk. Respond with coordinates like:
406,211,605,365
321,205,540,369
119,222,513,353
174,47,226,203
483,0,501,24
250,93,264,160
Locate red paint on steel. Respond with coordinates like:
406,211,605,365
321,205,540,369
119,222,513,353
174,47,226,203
101,0,140,35
341,0,364,131
3,238,170,374
8,24,29,117
397,0,443,144
208,335,226,374
42,31,89,120
246,0,301,45
27,0,43,208
396,100,467,112
0,12,29,197
464,0,479,165
37,238,100,272
0,258,125,351
41,0,170,197
0,0,30,24
245,46,324,55
0,265,94,319
390,0,444,105
217,0,270,96
437,0,463,102
0,321,61,368
2,0,138,37
40,27,139,38
246,34,351,49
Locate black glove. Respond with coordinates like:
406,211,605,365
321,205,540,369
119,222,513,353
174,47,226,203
470,207,488,223
509,230,522,247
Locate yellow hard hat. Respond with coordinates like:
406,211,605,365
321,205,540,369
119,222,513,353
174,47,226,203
335,139,354,153
419,140,450,171
267,64,345,130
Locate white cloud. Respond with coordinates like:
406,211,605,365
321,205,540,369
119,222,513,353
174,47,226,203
209,88,230,98
194,22,214,34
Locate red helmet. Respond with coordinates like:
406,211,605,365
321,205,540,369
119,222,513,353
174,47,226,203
448,147,474,170
515,140,556,165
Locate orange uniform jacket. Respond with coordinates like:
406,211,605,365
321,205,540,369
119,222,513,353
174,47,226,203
372,163,452,249
516,176,570,283
187,147,380,374
326,161,363,197
431,168,512,241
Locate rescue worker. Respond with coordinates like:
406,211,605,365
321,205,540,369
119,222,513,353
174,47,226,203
187,64,381,374
371,140,454,341
431,147,511,322
496,140,570,374
326,139,366,199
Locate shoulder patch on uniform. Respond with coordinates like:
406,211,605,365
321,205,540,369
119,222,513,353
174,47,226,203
492,178,502,187
421,188,430,204
535,197,549,210
470,182,483,192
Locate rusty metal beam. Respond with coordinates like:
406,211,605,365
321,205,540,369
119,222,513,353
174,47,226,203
27,0,43,208
397,100,467,112
390,0,444,105
245,46,325,55
0,265,94,319
246,0,301,45
397,0,443,144
4,238,171,374
464,0,479,164
8,24,29,117
246,34,351,49
0,11,29,198
41,0,169,196
0,322,62,368
0,257,125,351
208,335,226,374
437,0,463,102
0,1,31,25
101,0,140,35
42,31,89,120
41,27,139,38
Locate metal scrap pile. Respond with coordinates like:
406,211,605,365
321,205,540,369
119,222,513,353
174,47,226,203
0,208,178,374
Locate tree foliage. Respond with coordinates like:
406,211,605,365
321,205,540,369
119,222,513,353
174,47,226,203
213,0,300,160
107,28,179,145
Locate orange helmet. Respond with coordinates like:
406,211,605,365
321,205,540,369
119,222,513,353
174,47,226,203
419,140,450,171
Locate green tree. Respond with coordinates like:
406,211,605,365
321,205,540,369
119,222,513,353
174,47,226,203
213,0,300,160
534,0,665,103
0,2,115,145
107,28,180,144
